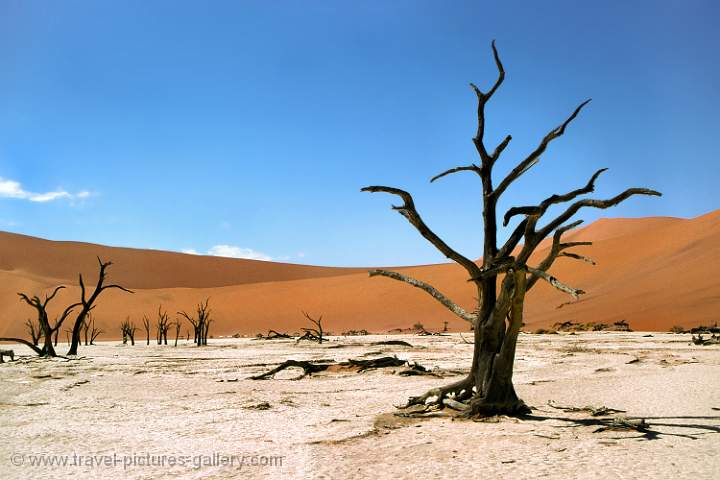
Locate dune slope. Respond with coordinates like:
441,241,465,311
0,210,718,339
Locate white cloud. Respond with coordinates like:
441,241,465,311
179,245,272,261
0,176,92,203
208,245,272,261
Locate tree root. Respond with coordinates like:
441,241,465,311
401,376,475,408
547,400,626,416
249,356,412,380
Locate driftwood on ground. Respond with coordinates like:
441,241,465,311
249,356,421,380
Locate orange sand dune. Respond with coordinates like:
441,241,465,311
1,210,718,340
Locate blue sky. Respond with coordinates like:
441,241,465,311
1,1,718,266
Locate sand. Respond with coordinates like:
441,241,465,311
0,332,718,479
1,210,719,338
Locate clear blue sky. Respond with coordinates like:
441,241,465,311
1,1,717,266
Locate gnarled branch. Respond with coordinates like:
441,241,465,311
493,99,592,199
527,266,585,299
430,164,481,183
368,269,476,323
503,168,608,226
536,188,662,241
470,40,505,163
361,186,482,279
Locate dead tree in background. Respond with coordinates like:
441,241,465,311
67,258,133,355
155,306,170,345
362,41,660,416
296,311,324,344
89,316,103,344
178,298,212,346
82,315,91,346
25,318,42,346
120,317,138,345
172,320,181,347
0,286,79,357
142,314,151,345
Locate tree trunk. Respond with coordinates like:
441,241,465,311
469,269,530,416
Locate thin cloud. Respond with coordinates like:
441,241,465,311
0,176,91,203
180,245,272,261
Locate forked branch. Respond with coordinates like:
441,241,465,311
493,99,592,199
361,186,482,278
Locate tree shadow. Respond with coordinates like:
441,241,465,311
521,412,720,441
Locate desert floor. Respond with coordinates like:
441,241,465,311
1,332,719,479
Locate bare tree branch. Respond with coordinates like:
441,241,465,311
559,251,596,265
361,186,482,278
430,164,481,183
369,269,476,323
527,266,585,299
493,99,592,199
535,188,662,241
503,168,608,226
526,220,583,291
470,39,505,163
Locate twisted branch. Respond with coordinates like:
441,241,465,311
368,270,476,323
361,186,482,278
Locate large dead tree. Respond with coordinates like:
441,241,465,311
0,287,79,357
67,258,133,355
362,41,660,416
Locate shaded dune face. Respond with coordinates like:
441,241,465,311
0,210,718,338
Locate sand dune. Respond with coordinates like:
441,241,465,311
1,210,718,339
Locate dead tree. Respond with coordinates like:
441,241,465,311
155,306,170,345
142,315,151,345
25,318,42,346
120,317,138,345
67,258,133,355
172,320,181,347
178,298,212,346
89,316,103,344
362,41,660,416
296,311,324,344
82,315,91,346
0,286,79,357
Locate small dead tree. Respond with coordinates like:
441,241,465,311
172,320,181,347
362,41,660,416
178,298,212,346
82,315,92,346
120,317,137,345
142,314,151,345
89,316,103,344
67,258,133,355
155,306,170,345
296,311,324,344
25,318,42,346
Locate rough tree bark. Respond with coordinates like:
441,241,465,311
362,41,660,417
67,258,133,355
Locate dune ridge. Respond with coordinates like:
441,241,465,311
1,210,718,339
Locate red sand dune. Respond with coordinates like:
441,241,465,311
1,210,718,339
